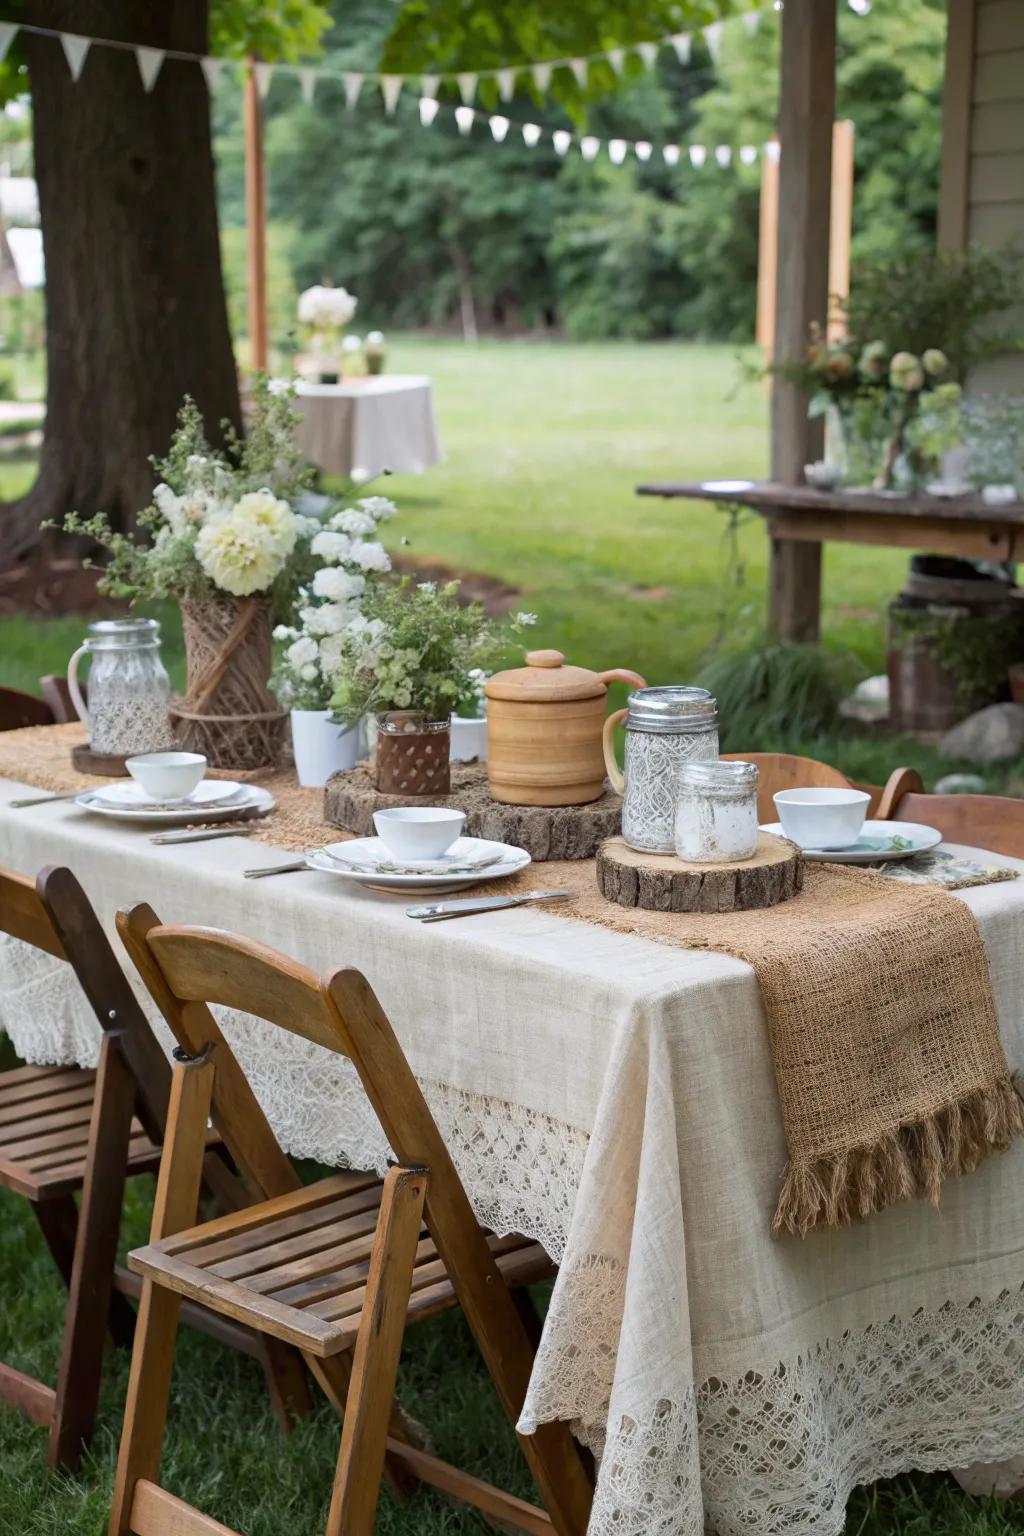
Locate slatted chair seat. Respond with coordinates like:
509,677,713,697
129,1170,552,1359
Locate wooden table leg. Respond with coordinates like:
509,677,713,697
769,536,822,643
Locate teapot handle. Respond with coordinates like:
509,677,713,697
66,646,91,731
596,668,647,690
602,708,628,796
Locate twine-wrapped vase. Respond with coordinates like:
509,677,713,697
170,594,287,771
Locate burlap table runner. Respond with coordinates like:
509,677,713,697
3,723,1022,1234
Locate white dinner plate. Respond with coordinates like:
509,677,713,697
759,819,943,863
75,784,275,825
306,836,531,893
88,779,245,811
700,479,754,494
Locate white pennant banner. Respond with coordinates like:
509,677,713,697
344,72,363,109
135,46,164,91
689,144,707,168
765,139,781,164
663,144,681,166
496,66,516,101
715,143,732,166
489,114,509,142
418,96,439,126
607,47,626,75
608,138,628,165
0,23,16,67
552,128,571,155
60,33,91,81
300,67,317,104
454,104,475,135
743,11,761,34
200,56,225,92
420,74,439,99
253,61,273,99
569,57,588,87
704,21,725,61
635,140,652,161
522,122,542,147
531,61,553,91
671,33,692,64
636,41,659,68
457,71,477,104
739,143,758,164
580,135,600,161
380,74,403,114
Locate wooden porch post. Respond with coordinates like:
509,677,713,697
769,0,837,643
243,57,269,373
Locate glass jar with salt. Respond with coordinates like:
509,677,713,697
674,760,759,863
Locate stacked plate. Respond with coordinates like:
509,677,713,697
306,835,531,893
74,779,275,825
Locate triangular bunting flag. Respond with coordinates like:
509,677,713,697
135,46,164,92
635,140,652,161
418,96,440,126
60,33,91,82
420,74,439,98
380,75,403,114
569,58,588,87
671,33,691,65
743,10,761,35
607,47,626,75
704,21,724,62
532,61,553,91
715,144,732,166
0,23,17,67
580,135,600,161
344,72,363,109
253,61,273,98
552,128,571,155
740,143,759,165
457,71,478,105
522,122,542,147
608,139,628,165
497,66,516,101
489,114,510,142
636,41,659,68
200,56,225,92
663,144,681,166
689,144,707,167
454,105,475,135
765,139,781,164
300,68,317,104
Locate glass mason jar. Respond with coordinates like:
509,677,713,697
674,759,760,863
66,618,174,756
374,711,451,797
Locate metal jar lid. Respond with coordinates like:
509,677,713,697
678,759,758,794
624,685,718,735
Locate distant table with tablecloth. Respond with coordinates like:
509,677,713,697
293,376,442,481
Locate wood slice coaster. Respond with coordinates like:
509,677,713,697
70,743,131,777
324,761,622,861
597,831,803,912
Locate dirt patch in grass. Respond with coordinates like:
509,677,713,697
391,553,521,614
0,558,127,619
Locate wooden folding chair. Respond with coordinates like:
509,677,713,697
0,864,309,1470
723,752,915,822
110,905,594,1536
876,767,1024,859
0,686,54,731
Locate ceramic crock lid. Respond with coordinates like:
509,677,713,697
485,650,610,703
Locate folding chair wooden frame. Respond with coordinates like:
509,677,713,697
0,864,309,1470
110,904,593,1536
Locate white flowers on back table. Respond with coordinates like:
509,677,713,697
273,494,398,711
297,285,358,330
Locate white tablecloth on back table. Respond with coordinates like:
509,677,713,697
0,776,1023,1536
294,376,442,480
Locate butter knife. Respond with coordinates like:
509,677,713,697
151,824,258,845
407,890,573,922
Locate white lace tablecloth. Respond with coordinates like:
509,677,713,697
294,375,442,480
1,775,1023,1536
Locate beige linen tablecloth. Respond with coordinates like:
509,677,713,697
0,775,1022,1536
294,376,442,480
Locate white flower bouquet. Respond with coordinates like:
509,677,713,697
297,284,358,331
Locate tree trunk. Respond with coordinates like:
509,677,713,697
0,1,241,562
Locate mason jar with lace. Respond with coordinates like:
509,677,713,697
674,759,760,863
66,618,174,757
603,686,719,853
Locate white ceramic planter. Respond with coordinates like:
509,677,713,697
290,709,361,788
450,714,488,763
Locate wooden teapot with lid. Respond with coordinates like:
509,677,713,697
485,649,646,806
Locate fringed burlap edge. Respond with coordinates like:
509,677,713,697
773,1074,1024,1237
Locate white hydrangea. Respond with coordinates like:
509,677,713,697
297,284,358,328
287,636,318,669
351,541,391,573
317,631,349,678
299,664,318,682
313,567,366,602
330,508,376,537
293,514,322,538
358,495,397,521
311,529,353,563
302,602,351,637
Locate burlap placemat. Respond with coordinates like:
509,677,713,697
3,724,1022,1234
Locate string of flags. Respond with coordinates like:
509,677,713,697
0,2,869,108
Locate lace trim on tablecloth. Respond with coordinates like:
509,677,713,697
519,1255,1024,1536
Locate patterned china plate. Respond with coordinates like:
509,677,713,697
87,779,245,811
306,836,531,893
75,784,275,825
759,819,943,864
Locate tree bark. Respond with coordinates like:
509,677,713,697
0,1,241,561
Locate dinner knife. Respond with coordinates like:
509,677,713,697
406,890,574,922
150,824,258,845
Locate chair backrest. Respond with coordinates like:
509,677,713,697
0,687,54,732
116,906,504,1303
886,790,1024,860
0,865,173,1143
722,751,853,822
40,675,85,725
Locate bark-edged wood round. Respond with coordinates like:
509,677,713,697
597,832,803,912
324,761,622,861
70,743,131,777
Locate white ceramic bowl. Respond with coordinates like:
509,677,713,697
373,806,466,861
126,751,207,803
773,787,871,851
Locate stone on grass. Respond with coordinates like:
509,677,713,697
939,703,1024,765
840,674,889,725
933,773,987,795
